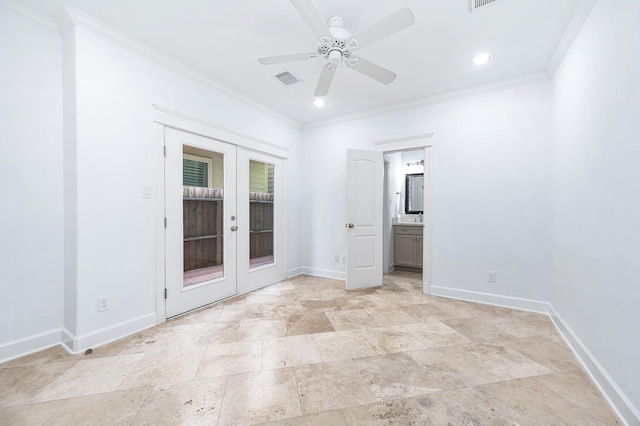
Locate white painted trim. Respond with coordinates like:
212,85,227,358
153,105,289,159
0,328,62,363
155,124,166,324
303,71,550,130
422,144,433,295
430,286,549,314
549,305,640,426
282,159,290,281
61,313,156,354
287,267,304,278
546,0,598,76
374,133,434,146
0,0,58,34
300,267,346,281
61,328,74,354
55,7,300,128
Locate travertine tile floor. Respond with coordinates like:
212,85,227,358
0,272,621,425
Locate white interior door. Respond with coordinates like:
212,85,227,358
165,128,237,317
236,148,285,292
346,149,383,290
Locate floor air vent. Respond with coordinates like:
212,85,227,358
470,0,503,12
275,71,301,86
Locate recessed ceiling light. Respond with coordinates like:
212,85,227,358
472,53,492,66
313,99,327,107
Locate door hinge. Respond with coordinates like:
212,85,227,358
164,288,167,299
164,217,167,228
163,146,167,157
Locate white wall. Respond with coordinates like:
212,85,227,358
551,0,640,418
302,81,554,302
60,20,302,350
383,152,402,271
0,10,64,358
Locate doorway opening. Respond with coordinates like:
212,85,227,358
383,149,425,281
345,140,432,294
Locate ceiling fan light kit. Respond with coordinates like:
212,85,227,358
258,0,415,98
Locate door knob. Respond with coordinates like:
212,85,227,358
230,226,238,231
347,223,355,229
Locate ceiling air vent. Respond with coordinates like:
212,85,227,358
275,71,301,86
470,0,503,12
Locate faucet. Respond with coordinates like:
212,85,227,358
419,212,423,223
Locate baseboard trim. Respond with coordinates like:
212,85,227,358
0,328,63,363
61,313,157,354
548,305,639,425
430,285,549,314
287,267,303,279
300,267,346,281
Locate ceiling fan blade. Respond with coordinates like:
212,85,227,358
258,52,317,65
347,56,396,84
351,8,415,48
290,0,331,38
314,63,337,97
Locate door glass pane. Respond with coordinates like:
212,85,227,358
249,160,274,269
182,148,224,288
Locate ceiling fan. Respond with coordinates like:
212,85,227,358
258,0,415,97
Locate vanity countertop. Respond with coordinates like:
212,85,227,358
392,222,424,227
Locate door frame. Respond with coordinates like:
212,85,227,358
153,106,289,324
372,133,434,294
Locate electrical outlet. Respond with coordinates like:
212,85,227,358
488,271,497,283
334,255,340,263
98,296,110,312
342,256,346,264
142,185,152,199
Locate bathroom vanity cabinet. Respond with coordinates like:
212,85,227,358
393,224,423,269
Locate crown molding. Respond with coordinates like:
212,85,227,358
0,0,57,34
546,0,598,77
54,7,73,36
56,7,301,129
302,71,550,130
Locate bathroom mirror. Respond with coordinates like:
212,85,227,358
405,173,424,214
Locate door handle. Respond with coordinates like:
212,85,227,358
347,223,355,229
231,226,238,231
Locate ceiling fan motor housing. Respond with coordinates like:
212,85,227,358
317,16,357,63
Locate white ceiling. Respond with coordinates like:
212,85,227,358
18,0,581,125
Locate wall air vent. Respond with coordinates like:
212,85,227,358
275,71,301,86
470,0,503,12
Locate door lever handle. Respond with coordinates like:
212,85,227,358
231,226,238,231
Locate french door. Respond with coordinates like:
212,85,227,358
165,128,237,317
236,148,285,293
164,128,285,317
